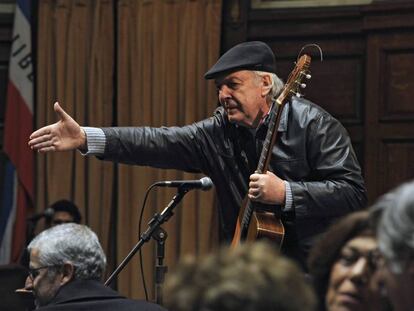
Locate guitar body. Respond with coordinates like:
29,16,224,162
231,196,285,248
247,211,285,246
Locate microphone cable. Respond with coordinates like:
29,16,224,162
138,181,159,302
137,176,211,301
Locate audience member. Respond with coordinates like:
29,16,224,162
308,211,389,311
370,180,414,311
48,199,82,226
25,223,166,311
164,241,316,311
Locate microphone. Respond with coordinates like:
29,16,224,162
155,177,213,191
27,207,54,222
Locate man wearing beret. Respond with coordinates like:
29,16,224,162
29,41,366,267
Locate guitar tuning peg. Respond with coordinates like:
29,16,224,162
300,83,306,89
296,92,303,98
306,74,311,79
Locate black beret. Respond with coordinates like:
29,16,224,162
204,41,276,80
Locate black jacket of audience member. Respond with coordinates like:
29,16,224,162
36,279,166,311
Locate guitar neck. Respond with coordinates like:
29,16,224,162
257,101,284,174
240,101,285,231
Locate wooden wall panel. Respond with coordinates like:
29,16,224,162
276,57,363,122
382,50,414,121
379,140,414,194
307,58,363,122
365,30,414,201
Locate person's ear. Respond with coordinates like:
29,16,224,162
261,74,272,97
60,263,75,285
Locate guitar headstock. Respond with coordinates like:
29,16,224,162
276,54,311,105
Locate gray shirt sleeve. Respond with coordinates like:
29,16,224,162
283,180,293,212
80,127,106,155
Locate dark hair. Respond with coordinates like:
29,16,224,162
50,200,82,223
307,211,372,310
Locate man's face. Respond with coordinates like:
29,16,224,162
325,235,382,311
375,257,414,311
215,70,271,128
25,249,62,307
52,211,74,226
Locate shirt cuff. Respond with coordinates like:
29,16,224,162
283,181,293,212
80,127,106,155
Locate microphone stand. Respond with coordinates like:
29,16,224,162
105,187,189,288
153,227,167,305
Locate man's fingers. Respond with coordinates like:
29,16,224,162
248,191,261,201
30,139,55,151
29,125,53,140
28,134,53,146
54,102,72,121
37,146,56,153
250,173,260,181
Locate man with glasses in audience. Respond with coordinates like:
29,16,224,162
25,223,166,310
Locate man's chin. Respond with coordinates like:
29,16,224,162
35,294,55,308
227,114,245,126
227,117,237,124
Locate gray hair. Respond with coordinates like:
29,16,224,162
372,180,414,273
254,71,284,103
28,223,106,280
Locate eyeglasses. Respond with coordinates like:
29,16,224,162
27,265,58,280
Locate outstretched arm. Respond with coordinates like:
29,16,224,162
28,102,87,153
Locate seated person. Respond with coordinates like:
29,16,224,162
370,180,414,311
48,199,82,226
25,223,166,311
163,241,316,311
307,211,390,311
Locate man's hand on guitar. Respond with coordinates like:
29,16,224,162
28,102,87,153
248,171,286,205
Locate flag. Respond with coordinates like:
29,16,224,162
0,0,34,264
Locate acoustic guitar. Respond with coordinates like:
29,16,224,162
231,54,311,248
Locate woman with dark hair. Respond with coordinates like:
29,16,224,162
308,211,389,311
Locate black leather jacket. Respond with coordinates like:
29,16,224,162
100,97,366,264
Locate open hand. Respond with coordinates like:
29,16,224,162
28,102,86,153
